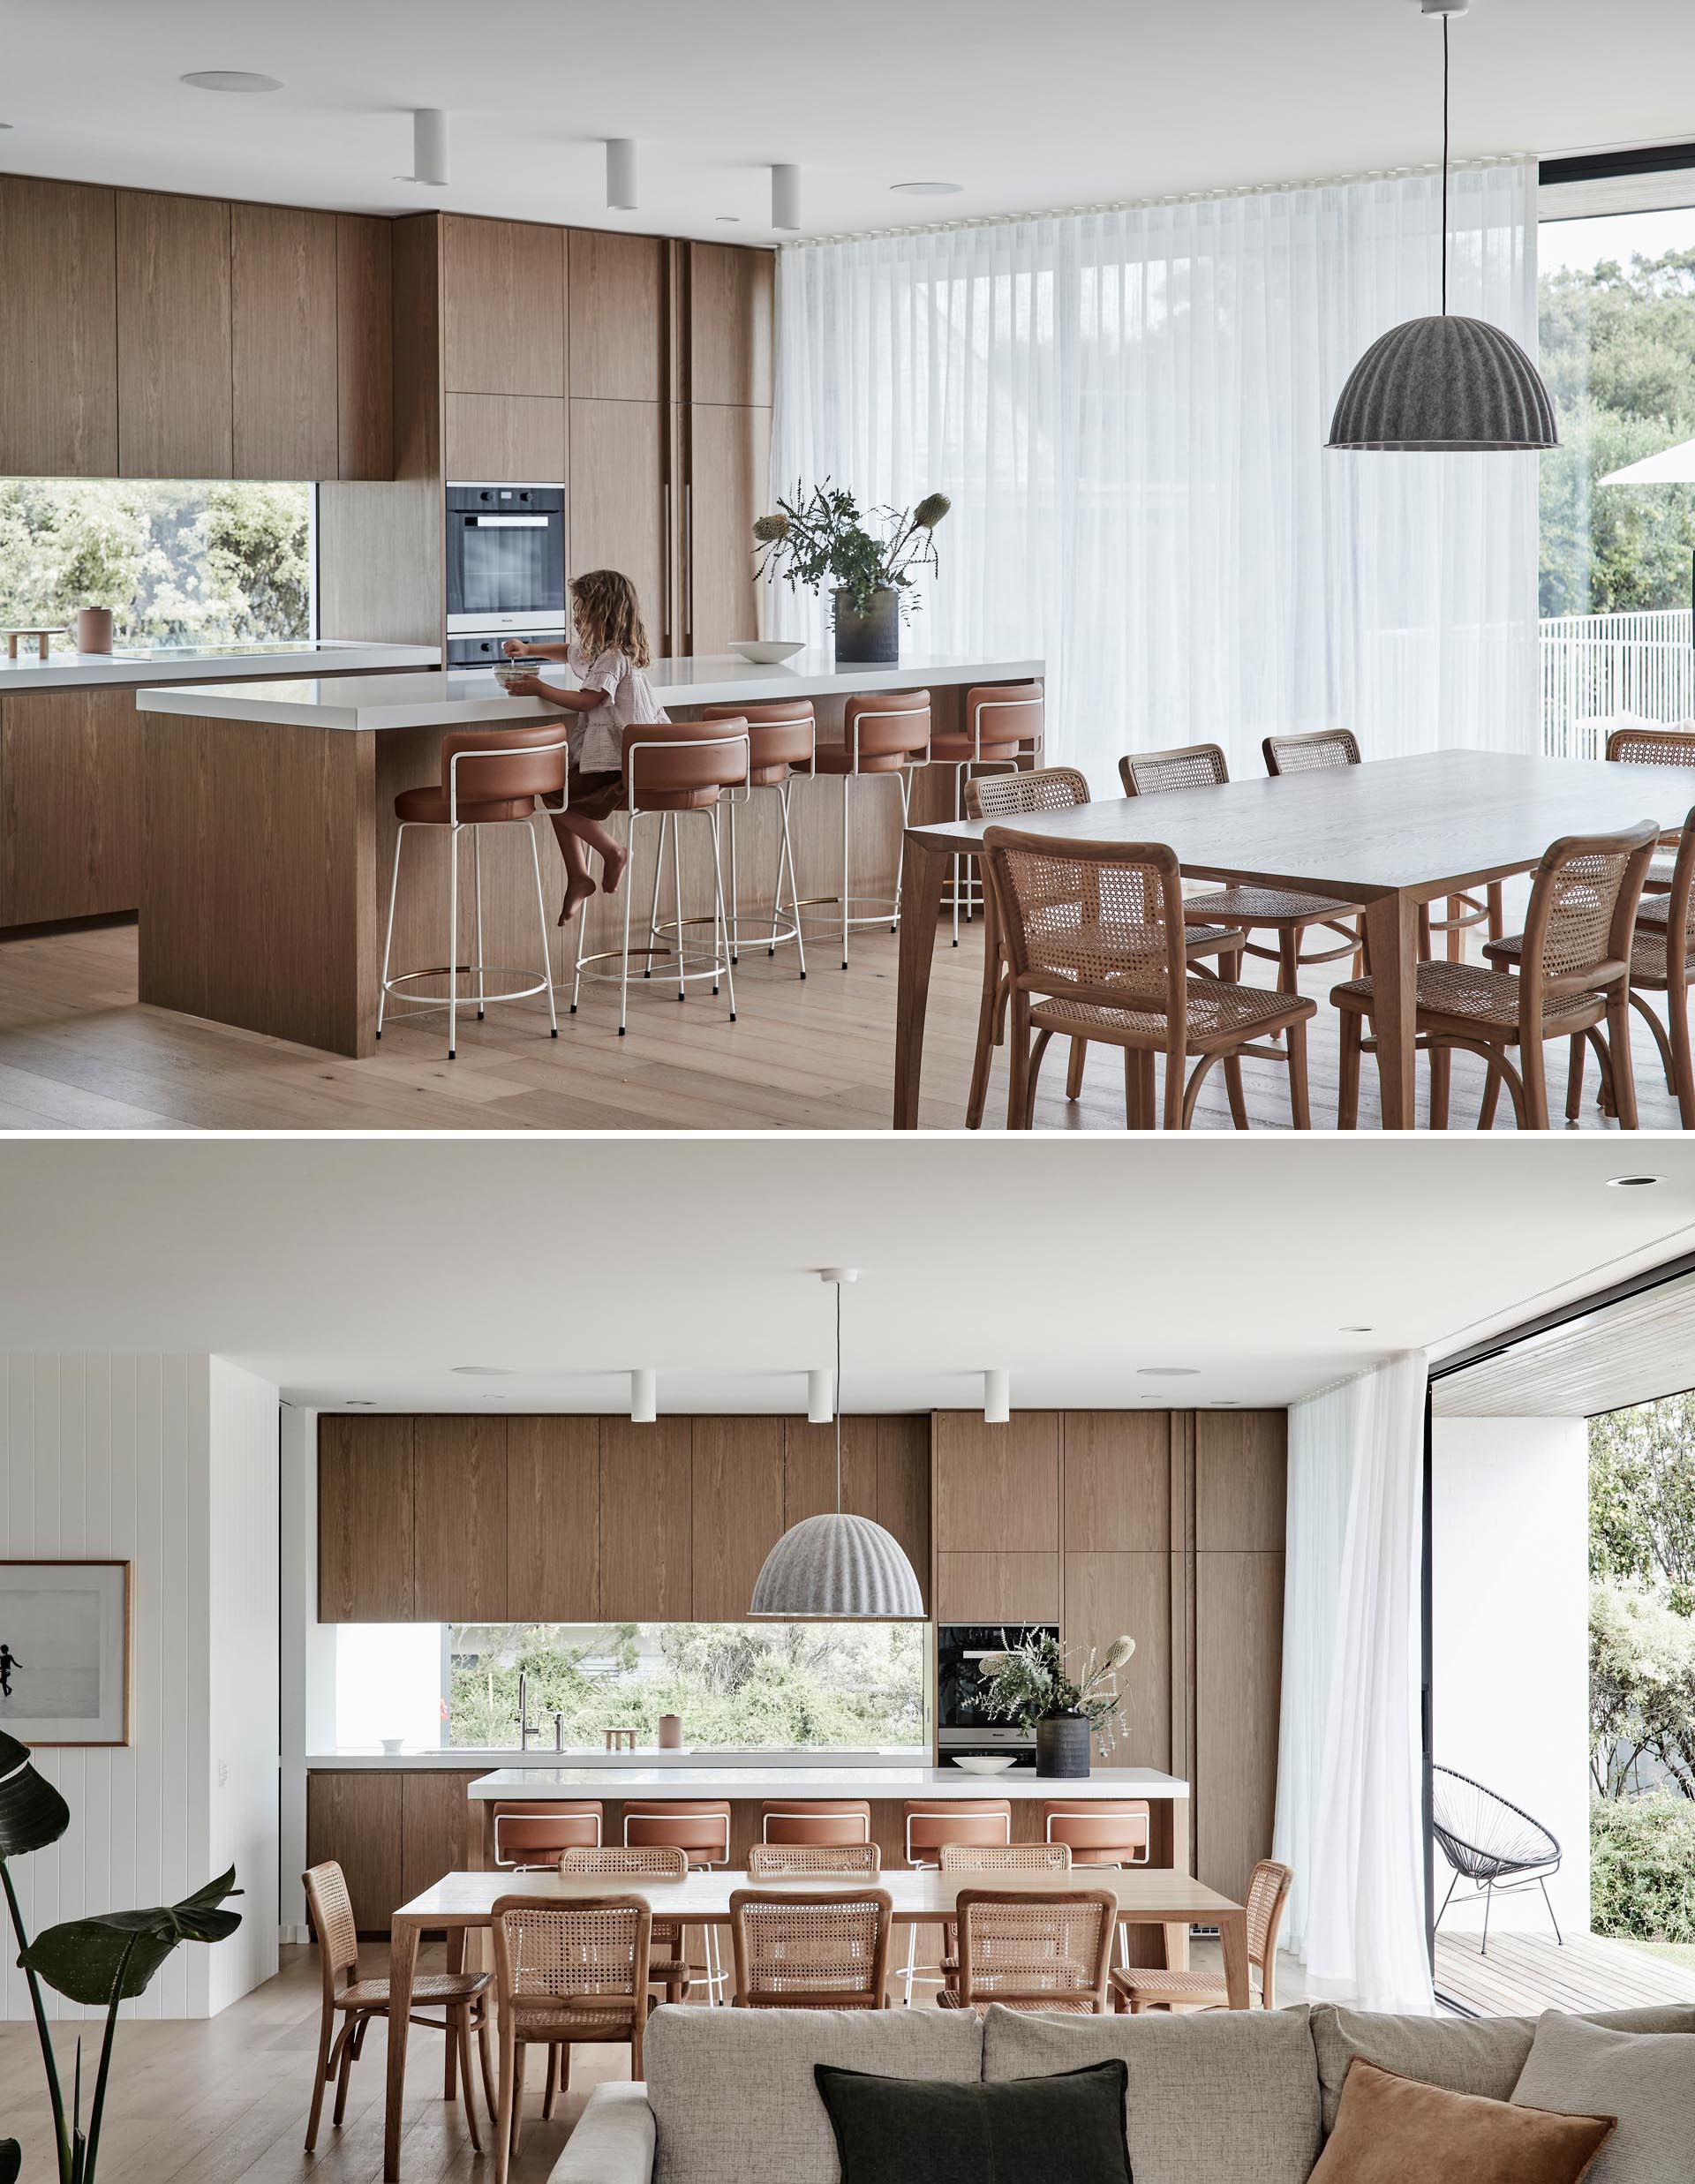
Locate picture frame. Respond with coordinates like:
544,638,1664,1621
0,1559,132,1747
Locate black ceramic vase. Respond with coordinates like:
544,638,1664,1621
1035,1713,1091,1780
832,585,900,665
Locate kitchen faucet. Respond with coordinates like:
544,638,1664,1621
514,1669,539,1751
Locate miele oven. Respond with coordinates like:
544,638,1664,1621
936,1622,1059,1769
446,483,566,637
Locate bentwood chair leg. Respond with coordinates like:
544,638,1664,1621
1006,992,1032,1130
1024,1028,1054,1127
1138,1050,1157,1131
458,2008,484,2153
478,2007,497,2122
1124,1046,1140,1127
332,2016,358,2127
375,823,406,1041
1523,1036,1551,1131
967,894,1001,1129
510,2042,529,2156
543,2044,561,2120
495,2022,517,2184
1480,1058,1503,1129
1429,1043,1450,1131
1608,996,1639,1127
527,822,560,1038
304,1999,335,2150
1488,881,1504,942
1224,1053,1249,1130
1337,1013,1362,1130
1565,1032,1586,1122
1286,1020,1311,1129
1066,1039,1087,1101
448,822,461,1060
1163,1039,1184,1129
1673,988,1695,1128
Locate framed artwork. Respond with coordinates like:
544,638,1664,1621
0,1560,132,1747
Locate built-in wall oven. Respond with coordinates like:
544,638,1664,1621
446,483,567,638
936,1623,1059,1770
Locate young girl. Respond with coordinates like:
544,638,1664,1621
501,569,666,924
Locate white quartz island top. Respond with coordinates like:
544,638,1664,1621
466,1764,1188,1800
136,650,1044,731
6,637,440,693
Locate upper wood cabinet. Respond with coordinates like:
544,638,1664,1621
783,1417,878,1529
117,192,233,478
0,177,117,476
506,1415,599,1622
599,1417,693,1621
1062,1412,1171,1555
686,403,769,654
934,1551,1060,1623
1194,1410,1286,1552
318,1414,414,1621
933,1412,1061,1555
569,231,667,402
231,204,339,479
689,243,773,407
569,398,670,649
690,1416,785,1621
445,393,567,486
1065,1550,1172,1770
413,1415,508,1620
877,1416,931,1615
335,215,395,481
442,215,567,399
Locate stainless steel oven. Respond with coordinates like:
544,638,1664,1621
446,483,566,637
936,1623,1058,1767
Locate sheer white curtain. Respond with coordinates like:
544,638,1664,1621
1273,1352,1434,2014
773,162,1541,792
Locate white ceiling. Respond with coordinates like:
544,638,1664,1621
1,2,1692,245
4,1139,1695,1413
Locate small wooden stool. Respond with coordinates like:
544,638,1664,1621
4,626,67,660
604,1727,639,1752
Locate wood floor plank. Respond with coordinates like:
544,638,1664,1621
1435,1929,1695,2017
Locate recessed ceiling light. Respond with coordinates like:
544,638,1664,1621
1138,1367,1199,1377
1340,1325,1375,1333
180,70,282,94
0,123,12,132
452,1364,516,1377
1606,1174,1662,1188
716,215,741,224
891,181,963,197
345,1399,375,1407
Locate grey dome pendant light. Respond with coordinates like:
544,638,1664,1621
749,1270,925,1620
1328,0,1556,453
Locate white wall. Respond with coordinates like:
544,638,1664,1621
1432,1415,1590,1936
0,1354,280,2021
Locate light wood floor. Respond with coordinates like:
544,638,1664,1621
1435,1927,1695,2017
0,1937,1304,2180
0,912,1680,1132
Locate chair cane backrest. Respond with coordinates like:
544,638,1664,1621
729,1887,893,2007
1262,728,1360,776
1605,724,1695,768
1119,742,1230,796
965,766,1090,822
491,1893,651,2011
748,1841,883,1879
559,1844,689,1881
303,1861,359,1994
440,720,569,802
952,1887,1116,2011
1244,1859,1294,2006
1518,825,1659,1000
939,1842,1072,1873
982,827,1186,1036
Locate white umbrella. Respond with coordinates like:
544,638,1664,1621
1597,440,1695,630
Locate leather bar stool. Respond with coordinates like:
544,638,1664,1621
759,1798,872,1847
698,699,816,976
569,719,750,1036
378,720,570,1060
930,682,1044,945
1043,1800,1150,1967
811,689,931,968
623,1799,734,2002
489,1801,604,1871
899,1797,1011,2005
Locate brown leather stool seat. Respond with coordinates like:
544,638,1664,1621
814,741,909,775
394,786,540,826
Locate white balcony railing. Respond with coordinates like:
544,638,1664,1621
1541,608,1695,759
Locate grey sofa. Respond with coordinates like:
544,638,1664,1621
550,1997,1695,2184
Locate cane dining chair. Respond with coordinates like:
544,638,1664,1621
747,1841,884,1879
1608,811,1695,1126
936,1887,1118,2015
558,1844,693,2005
302,1860,493,2155
728,1887,893,2009
935,1841,1073,1997
981,827,1316,1130
1605,724,1695,896
1111,1858,1292,2014
1334,823,1660,1129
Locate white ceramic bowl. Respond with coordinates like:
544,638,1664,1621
380,1737,404,1754
727,639,805,666
950,1755,1018,1774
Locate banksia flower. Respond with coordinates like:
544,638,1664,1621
752,512,789,543
912,492,951,530
1104,1635,1136,1671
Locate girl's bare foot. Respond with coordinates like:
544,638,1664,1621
557,872,597,925
600,842,629,895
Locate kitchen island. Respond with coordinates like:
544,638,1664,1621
135,651,1041,1056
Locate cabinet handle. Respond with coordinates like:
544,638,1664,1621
663,482,673,649
683,484,692,643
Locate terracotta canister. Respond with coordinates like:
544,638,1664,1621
658,1713,683,1750
76,607,114,654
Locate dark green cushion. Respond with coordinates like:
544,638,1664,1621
813,2058,1133,2184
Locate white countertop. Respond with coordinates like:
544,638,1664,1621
4,638,440,693
464,1764,1190,1800
135,650,1044,731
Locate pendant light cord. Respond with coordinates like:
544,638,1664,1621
1441,16,1450,316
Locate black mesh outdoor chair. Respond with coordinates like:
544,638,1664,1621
1431,1764,1563,1956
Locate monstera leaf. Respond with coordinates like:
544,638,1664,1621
20,1870,243,2007
0,1730,71,1858
0,2140,20,2184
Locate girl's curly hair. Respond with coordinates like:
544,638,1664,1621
570,568,652,667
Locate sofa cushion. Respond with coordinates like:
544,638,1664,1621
1511,2012,1695,2181
814,2059,1133,2184
550,2082,657,2184
1307,2059,1613,2184
644,2004,983,2184
982,2003,1322,2184
1309,2003,1695,2135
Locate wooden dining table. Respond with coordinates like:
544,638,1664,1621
893,746,1695,1130
381,1864,1247,2178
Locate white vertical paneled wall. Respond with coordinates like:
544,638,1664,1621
0,1354,279,2021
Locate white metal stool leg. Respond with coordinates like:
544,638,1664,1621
375,823,409,1040
711,806,736,1021
777,781,807,977
841,775,852,969
727,792,741,964
644,810,667,976
673,811,688,1001
472,826,486,1019
526,821,559,1040
901,1920,920,2006
893,770,913,927
448,823,461,1060
621,814,637,1036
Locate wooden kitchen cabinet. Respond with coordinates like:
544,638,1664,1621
231,203,339,479
1194,1548,1284,1901
0,687,141,926
599,1417,692,1620
1062,1412,1171,1554
690,1416,785,1621
0,177,117,477
444,393,568,485
442,215,567,398
1064,1551,1172,1770
783,1417,878,1529
335,215,395,480
401,1772,482,1905
686,403,769,654
317,1414,415,1622
933,1412,1061,1555
413,1416,508,1621
117,192,233,478
689,243,773,408
569,231,668,402
569,398,670,650
935,1551,1060,1623
306,1769,405,1932
1194,1409,1287,1551
506,1415,599,1622
877,1415,931,1614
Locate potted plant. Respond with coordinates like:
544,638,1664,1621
0,1728,241,2183
979,1631,1137,1780
752,481,950,666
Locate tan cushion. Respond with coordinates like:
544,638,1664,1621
982,2002,1321,2184
1510,2012,1695,2182
1307,2059,1612,2184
